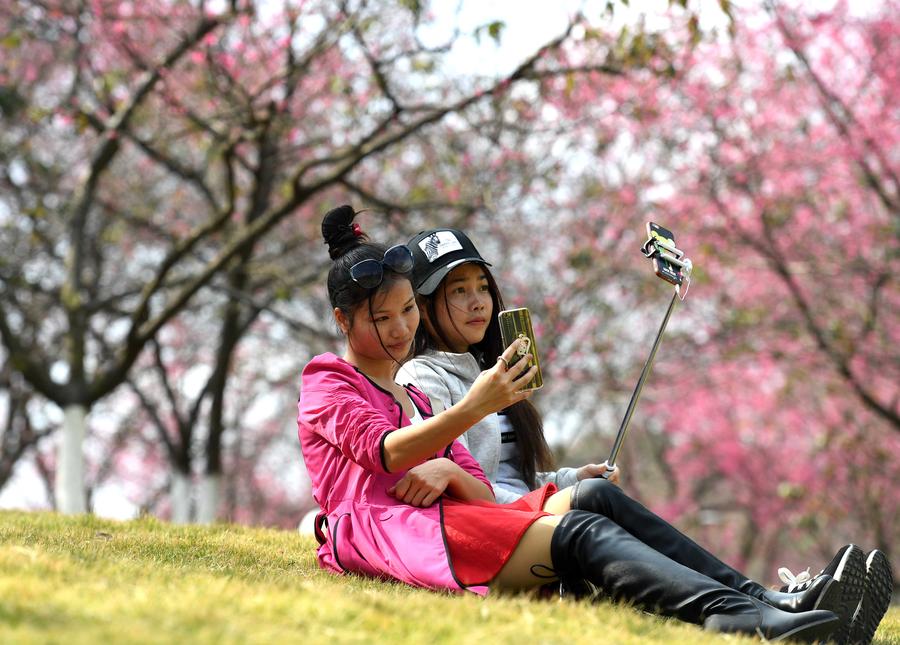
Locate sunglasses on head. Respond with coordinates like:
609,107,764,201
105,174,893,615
349,245,415,289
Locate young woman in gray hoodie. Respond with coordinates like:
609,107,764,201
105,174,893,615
396,227,616,503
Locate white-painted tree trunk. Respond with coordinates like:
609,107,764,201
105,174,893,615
56,404,87,514
170,472,192,524
196,474,220,524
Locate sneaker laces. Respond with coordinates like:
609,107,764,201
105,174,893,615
778,566,813,592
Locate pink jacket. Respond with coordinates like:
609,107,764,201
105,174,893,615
297,353,493,595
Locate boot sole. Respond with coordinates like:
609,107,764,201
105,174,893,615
848,550,893,645
769,614,841,643
819,545,866,645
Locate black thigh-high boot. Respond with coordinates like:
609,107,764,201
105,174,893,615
551,511,839,642
569,479,848,615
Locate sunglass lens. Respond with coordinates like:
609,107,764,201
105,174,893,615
384,245,414,274
350,259,383,288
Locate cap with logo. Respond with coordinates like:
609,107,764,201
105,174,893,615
407,228,492,295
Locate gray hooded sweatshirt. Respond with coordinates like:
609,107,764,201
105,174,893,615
396,349,578,503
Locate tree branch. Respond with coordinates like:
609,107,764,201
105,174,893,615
769,4,899,215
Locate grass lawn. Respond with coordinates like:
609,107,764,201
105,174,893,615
1,510,896,644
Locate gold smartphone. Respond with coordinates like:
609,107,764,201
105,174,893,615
497,307,543,391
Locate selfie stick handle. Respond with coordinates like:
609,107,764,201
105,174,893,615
601,288,680,479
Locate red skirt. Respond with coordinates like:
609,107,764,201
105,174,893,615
442,483,557,586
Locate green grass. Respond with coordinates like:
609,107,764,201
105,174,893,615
0,511,897,644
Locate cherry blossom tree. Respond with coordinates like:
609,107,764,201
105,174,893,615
0,351,54,491
526,0,898,577
2,0,675,516
10,0,891,585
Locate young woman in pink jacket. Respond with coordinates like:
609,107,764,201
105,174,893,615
297,205,845,643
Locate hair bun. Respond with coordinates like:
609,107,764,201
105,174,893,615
322,204,367,259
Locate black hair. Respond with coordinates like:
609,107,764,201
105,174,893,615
412,262,555,488
322,204,412,364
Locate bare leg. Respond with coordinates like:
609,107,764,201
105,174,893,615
491,515,561,591
491,488,572,591
541,486,573,515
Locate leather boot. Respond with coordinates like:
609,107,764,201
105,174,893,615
551,510,839,642
570,479,840,613
777,544,868,645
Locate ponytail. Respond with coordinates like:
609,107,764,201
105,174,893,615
322,205,391,320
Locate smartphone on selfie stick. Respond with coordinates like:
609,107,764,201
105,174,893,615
600,222,693,479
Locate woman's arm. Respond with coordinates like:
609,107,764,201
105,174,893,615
534,464,621,490
388,458,494,506
446,462,494,502
398,362,468,450
384,341,537,472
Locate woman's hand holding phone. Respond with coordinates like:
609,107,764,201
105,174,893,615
460,339,537,419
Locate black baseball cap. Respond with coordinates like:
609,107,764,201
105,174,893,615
407,228,492,295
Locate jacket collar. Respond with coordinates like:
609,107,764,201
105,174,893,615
348,359,434,418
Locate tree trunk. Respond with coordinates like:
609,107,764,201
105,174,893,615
55,404,87,514
196,474,220,524
170,471,191,524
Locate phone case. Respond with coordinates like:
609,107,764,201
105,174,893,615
498,307,543,391
647,222,683,285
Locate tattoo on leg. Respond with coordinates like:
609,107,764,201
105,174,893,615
530,564,558,579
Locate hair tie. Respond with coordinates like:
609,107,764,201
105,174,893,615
352,223,362,238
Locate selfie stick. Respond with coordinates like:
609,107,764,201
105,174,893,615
601,237,692,479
